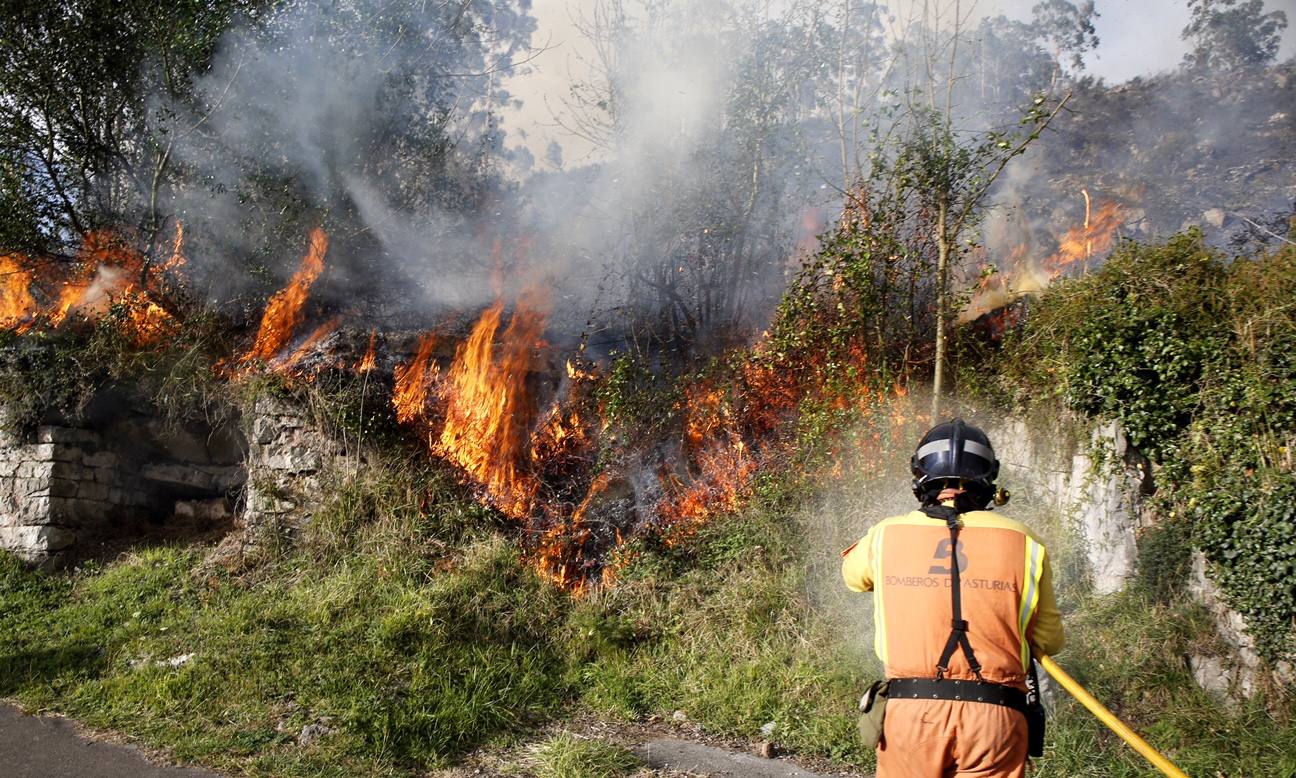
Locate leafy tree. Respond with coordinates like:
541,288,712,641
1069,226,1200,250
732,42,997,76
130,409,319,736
895,97,1067,417
0,0,264,255
162,0,537,308
556,0,873,354
963,15,1058,117
1030,0,1100,77
1183,0,1289,72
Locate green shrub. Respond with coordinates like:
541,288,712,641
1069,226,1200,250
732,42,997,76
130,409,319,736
0,312,235,437
997,230,1229,460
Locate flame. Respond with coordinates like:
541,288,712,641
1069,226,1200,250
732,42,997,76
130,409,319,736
2,224,182,342
393,333,438,425
961,192,1129,323
658,435,756,544
532,404,588,463
0,255,38,330
357,328,378,373
50,231,132,325
37,231,178,343
683,382,727,449
435,294,547,518
241,228,327,363
122,288,175,344
533,472,612,592
1046,199,1126,272
160,221,188,274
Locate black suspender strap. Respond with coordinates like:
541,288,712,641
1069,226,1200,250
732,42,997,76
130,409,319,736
922,504,985,682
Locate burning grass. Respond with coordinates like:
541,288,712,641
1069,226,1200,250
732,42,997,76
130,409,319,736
198,219,929,590
0,193,1117,597
436,295,547,519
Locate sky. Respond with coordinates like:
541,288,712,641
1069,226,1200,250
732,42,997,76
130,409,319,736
501,0,1296,166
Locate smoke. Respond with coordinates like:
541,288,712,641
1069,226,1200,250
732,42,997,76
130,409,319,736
162,0,816,342
156,0,1293,341
162,0,535,312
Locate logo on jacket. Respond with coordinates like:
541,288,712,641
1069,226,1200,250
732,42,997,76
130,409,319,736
928,538,968,575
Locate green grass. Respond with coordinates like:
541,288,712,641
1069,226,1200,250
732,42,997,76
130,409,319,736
3,449,1295,777
0,453,574,776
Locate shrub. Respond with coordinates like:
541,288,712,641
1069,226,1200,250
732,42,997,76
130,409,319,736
993,232,1296,662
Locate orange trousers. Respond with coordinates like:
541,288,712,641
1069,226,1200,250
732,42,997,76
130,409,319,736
877,698,1028,777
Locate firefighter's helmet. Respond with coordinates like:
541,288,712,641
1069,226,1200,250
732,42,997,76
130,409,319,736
911,418,999,505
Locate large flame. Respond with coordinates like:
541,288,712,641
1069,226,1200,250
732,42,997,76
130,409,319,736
34,230,181,343
436,295,547,518
241,228,328,363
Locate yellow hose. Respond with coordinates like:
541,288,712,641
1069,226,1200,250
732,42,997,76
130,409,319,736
1037,654,1190,778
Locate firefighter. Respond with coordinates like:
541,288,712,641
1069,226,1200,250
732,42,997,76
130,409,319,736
842,418,1064,778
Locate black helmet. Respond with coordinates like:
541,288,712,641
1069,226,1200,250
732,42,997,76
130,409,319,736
911,418,999,505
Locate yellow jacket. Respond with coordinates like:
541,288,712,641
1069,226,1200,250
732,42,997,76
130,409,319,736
842,509,1064,690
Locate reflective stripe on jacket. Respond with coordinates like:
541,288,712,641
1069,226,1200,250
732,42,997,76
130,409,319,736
841,510,1064,690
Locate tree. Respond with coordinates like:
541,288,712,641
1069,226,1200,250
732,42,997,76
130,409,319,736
894,97,1068,418
552,0,859,354
1183,0,1289,72
0,0,264,256
160,0,536,303
1030,0,1099,82
876,1,1071,417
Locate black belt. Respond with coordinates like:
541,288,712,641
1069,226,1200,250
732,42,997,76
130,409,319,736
887,678,1027,713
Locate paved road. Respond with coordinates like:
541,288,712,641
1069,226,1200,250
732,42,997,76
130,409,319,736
0,704,221,778
1,704,859,777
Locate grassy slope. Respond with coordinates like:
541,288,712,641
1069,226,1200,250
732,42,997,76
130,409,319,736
2,445,1294,777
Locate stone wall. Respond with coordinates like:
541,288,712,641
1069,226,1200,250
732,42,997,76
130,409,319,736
991,418,1150,594
992,415,1291,698
0,405,245,567
242,396,352,541
1187,553,1294,698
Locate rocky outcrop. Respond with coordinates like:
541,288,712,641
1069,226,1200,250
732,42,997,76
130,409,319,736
1187,553,1294,699
993,414,1290,698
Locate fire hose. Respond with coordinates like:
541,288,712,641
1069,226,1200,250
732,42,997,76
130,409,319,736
1037,654,1190,778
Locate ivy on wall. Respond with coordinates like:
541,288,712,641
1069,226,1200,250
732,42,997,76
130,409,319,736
994,230,1296,663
